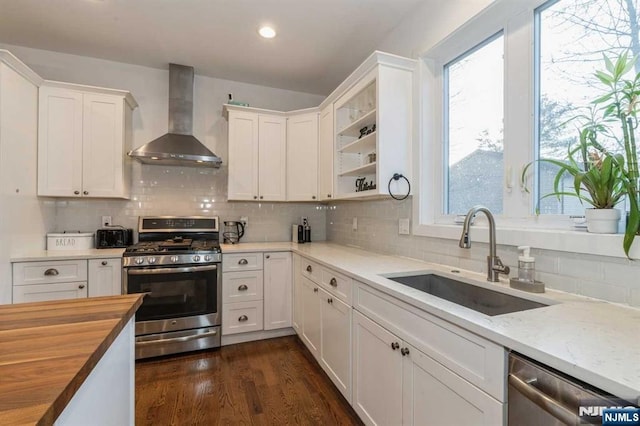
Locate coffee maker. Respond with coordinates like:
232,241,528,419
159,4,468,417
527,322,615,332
223,221,245,244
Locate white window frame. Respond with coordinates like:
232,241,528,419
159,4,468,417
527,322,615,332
411,0,637,259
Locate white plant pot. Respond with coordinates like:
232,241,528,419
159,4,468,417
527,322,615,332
585,208,621,234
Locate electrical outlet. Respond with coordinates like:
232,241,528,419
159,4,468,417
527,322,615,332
101,216,112,227
240,216,248,226
352,217,358,231
399,218,410,235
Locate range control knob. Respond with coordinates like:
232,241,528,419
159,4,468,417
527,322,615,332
204,255,212,262
134,257,144,265
148,257,157,264
170,255,180,263
193,255,201,262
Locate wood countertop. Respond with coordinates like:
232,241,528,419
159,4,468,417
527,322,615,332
0,294,143,426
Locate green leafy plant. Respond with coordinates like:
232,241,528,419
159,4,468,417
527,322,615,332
523,52,640,256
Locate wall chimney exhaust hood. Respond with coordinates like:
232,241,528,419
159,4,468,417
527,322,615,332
128,64,222,168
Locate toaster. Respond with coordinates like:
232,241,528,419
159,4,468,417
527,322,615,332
96,228,133,248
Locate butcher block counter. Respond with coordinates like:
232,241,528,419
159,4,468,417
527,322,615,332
0,294,142,426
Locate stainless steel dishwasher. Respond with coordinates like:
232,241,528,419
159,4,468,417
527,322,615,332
508,352,636,425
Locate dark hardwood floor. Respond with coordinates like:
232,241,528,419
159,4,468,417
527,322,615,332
135,336,363,425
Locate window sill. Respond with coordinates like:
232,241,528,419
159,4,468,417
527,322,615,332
413,222,637,259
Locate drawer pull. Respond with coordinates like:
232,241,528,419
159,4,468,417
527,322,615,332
44,268,59,276
101,261,108,266
238,259,249,265
78,284,85,289
74,190,80,195
313,287,318,293
83,190,89,195
238,284,249,291
401,347,410,356
306,265,312,273
330,278,337,287
265,254,270,259
327,297,333,304
238,315,249,322
391,342,400,350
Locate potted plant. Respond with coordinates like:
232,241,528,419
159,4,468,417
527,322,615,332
523,52,640,253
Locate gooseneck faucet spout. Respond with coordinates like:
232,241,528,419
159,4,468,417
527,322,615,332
459,205,510,282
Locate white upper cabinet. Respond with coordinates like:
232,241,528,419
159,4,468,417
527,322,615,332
333,52,416,199
287,111,319,201
318,104,334,201
226,107,287,201
38,82,137,198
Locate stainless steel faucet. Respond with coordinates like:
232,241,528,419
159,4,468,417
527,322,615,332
459,205,510,282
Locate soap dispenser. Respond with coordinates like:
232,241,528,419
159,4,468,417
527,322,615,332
509,246,545,293
517,246,535,283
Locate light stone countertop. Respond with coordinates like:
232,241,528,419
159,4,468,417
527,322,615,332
13,241,640,401
11,248,125,262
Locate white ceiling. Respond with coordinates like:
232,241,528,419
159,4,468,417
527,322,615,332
0,0,426,95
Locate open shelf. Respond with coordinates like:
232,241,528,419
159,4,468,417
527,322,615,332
338,162,376,177
339,131,377,154
337,109,376,137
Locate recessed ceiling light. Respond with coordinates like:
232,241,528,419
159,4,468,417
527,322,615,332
259,26,276,39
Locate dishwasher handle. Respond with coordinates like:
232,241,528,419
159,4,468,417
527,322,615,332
509,374,580,425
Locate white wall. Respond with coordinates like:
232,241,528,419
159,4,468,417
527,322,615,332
0,44,328,304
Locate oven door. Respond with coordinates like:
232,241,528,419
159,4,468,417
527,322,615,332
124,263,221,335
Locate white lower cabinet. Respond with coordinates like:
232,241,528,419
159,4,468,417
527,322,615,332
352,310,403,425
320,287,351,399
263,252,292,330
292,254,302,333
88,258,122,297
12,258,121,303
300,275,322,357
13,281,88,303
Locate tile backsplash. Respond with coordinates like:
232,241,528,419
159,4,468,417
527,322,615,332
326,198,640,308
53,164,326,243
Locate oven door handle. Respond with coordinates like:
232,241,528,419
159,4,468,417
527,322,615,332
127,265,218,275
136,330,219,345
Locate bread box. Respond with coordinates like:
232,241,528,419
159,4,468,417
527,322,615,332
47,232,94,250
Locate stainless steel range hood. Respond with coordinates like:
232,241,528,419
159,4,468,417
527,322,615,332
129,64,222,168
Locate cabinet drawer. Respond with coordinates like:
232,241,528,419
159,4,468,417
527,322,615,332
13,260,88,286
222,301,264,335
354,281,505,401
223,270,263,303
223,253,263,272
321,267,352,304
300,257,321,283
13,281,88,303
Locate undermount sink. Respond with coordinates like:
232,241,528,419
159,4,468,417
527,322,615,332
386,273,549,316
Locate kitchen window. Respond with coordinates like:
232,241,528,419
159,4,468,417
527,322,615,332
413,0,638,258
444,33,504,215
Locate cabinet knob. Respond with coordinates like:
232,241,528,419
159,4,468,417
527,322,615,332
260,196,263,200
313,287,318,293
312,196,316,200
265,255,270,259
328,194,332,198
401,347,410,356
306,265,312,273
83,191,89,195
78,284,85,289
238,284,248,291
327,297,333,304
44,268,59,276
254,196,258,200
238,259,248,265
330,278,337,287
74,191,80,195
391,342,400,350
238,315,249,322
101,261,108,266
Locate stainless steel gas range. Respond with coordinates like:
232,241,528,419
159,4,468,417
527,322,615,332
123,216,222,359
